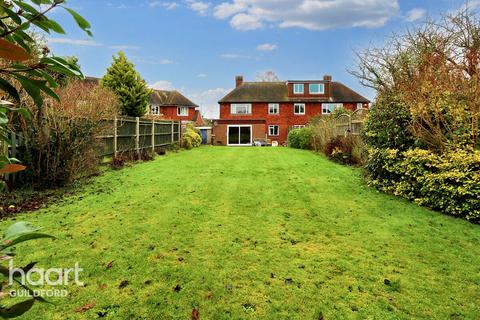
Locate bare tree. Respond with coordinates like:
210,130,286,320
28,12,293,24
350,4,480,151
255,70,281,82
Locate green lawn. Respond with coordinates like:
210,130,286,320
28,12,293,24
3,147,480,319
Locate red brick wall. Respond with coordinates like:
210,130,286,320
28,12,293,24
159,106,196,121
218,102,367,144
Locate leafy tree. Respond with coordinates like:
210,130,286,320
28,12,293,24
101,52,152,117
0,0,91,177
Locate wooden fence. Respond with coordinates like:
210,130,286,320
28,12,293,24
1,116,181,159
333,109,368,137
99,117,181,156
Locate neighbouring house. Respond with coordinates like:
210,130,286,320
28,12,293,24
212,75,370,146
148,90,201,124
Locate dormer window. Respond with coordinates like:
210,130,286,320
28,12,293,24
293,83,304,94
309,83,324,94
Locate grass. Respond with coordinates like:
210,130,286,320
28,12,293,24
2,147,479,319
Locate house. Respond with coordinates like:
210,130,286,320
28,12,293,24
148,90,200,123
212,75,370,146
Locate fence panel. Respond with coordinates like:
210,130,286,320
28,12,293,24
97,117,181,156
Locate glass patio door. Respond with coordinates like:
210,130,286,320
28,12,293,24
228,125,252,146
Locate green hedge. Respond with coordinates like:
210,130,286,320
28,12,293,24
365,148,480,221
288,127,313,149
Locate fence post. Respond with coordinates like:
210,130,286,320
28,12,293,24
151,119,155,152
171,121,174,144
135,117,140,157
113,116,118,157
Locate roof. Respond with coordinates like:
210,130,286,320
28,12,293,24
218,81,370,103
330,82,370,103
149,90,198,107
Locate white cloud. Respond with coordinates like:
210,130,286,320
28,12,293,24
187,0,210,16
150,80,176,90
221,53,251,59
148,1,178,10
257,43,278,51
134,57,173,65
47,38,102,47
188,88,231,118
405,8,426,22
197,73,208,78
47,38,139,50
213,0,399,31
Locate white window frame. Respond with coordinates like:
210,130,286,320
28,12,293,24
230,103,252,115
293,83,304,94
357,103,363,110
177,106,189,116
151,105,160,115
268,103,279,115
294,103,305,115
227,125,252,146
309,83,324,95
322,103,343,115
292,125,305,129
268,125,279,136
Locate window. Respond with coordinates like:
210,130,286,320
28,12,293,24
292,125,305,129
268,125,279,136
268,103,279,114
322,103,343,114
309,83,324,94
151,105,160,115
357,103,363,110
293,83,304,94
294,103,305,115
231,103,252,115
177,106,189,116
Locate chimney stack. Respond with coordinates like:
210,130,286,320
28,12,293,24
323,75,332,81
235,75,244,87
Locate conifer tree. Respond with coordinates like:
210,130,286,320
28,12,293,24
101,52,152,117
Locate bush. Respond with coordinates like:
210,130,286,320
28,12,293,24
182,126,201,150
365,148,480,221
324,136,363,165
310,117,335,154
19,81,119,187
288,127,313,149
362,95,415,151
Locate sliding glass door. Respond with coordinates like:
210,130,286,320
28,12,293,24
227,125,252,146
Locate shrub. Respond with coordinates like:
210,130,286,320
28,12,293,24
365,148,480,221
362,95,415,151
182,127,201,150
325,136,363,165
288,127,313,149
310,118,335,154
19,81,119,187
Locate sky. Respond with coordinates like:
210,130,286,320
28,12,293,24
45,0,475,118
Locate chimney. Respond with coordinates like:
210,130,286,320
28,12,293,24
323,74,332,81
235,75,244,87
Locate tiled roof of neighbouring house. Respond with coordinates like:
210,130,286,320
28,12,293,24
149,90,198,107
218,81,370,103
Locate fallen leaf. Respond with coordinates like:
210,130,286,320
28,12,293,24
75,302,96,313
106,261,113,269
191,308,200,320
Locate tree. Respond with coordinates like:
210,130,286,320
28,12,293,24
350,4,480,152
0,0,91,175
101,52,152,117
255,70,280,82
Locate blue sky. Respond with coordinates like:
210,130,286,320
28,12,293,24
47,0,472,117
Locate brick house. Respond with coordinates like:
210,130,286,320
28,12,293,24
148,90,202,124
212,75,370,146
